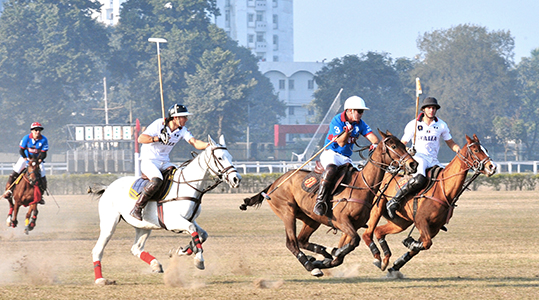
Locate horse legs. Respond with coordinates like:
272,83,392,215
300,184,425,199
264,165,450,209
131,228,163,273
9,203,20,228
91,204,121,285
168,221,207,270
373,221,410,271
24,205,38,234
328,222,361,268
362,203,386,269
5,197,14,227
295,215,332,272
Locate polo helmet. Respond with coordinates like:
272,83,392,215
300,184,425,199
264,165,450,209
168,104,192,118
30,122,44,130
344,96,369,110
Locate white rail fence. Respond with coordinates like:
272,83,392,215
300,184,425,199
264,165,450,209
0,160,537,175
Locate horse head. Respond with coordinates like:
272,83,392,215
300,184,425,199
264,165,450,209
461,134,496,176
204,135,242,188
375,129,418,175
25,157,41,186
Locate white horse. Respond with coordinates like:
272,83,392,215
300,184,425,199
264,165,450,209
90,135,241,285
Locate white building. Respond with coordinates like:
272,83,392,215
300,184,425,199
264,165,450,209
215,0,293,62
259,61,323,125
94,0,126,26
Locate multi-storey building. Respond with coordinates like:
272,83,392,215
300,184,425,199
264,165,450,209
214,0,293,63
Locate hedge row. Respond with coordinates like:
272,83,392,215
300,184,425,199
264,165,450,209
0,172,537,195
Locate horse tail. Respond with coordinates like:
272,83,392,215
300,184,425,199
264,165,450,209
240,184,271,211
87,184,107,199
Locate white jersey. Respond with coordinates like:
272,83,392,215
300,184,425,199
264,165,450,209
140,118,194,162
401,115,452,160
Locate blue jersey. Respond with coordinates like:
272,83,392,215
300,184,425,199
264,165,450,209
325,112,373,157
19,134,49,159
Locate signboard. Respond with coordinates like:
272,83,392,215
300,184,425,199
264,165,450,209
94,126,103,140
85,127,93,140
123,126,132,140
104,126,113,140
75,127,84,141
113,126,122,140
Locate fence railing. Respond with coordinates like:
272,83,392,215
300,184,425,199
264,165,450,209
1,160,538,175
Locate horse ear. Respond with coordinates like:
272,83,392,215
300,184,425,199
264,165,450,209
219,135,226,147
378,128,387,139
473,134,479,141
208,135,216,146
385,130,393,136
465,135,472,144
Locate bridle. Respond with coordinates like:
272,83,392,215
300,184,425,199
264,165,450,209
456,142,491,173
368,137,414,175
24,160,41,186
202,146,239,182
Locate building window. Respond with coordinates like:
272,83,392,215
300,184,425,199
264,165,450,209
289,106,295,115
308,80,314,90
273,55,279,62
248,13,254,22
289,79,295,90
248,34,254,43
308,108,314,116
273,35,278,50
273,14,278,29
106,9,113,20
279,79,285,90
256,12,264,22
256,33,265,42
273,0,278,7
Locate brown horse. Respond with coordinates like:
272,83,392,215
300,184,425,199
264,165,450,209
240,130,417,276
5,157,43,234
362,134,496,274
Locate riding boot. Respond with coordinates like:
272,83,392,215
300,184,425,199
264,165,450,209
313,164,338,216
3,171,19,199
386,174,427,219
130,177,162,221
38,176,47,204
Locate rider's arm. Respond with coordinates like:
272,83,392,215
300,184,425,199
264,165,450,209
19,147,27,159
138,133,159,144
37,151,47,163
445,139,461,153
365,132,379,145
188,138,209,150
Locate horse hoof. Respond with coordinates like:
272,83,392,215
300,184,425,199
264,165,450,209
311,268,324,277
95,278,116,286
194,259,205,270
150,259,163,273
373,259,382,269
385,269,404,279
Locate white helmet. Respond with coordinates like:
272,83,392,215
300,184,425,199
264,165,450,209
344,96,369,110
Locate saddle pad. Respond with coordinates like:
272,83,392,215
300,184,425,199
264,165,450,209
129,178,147,199
128,174,175,201
301,173,321,194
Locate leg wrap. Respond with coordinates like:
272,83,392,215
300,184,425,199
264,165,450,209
379,238,391,257
93,261,103,279
391,252,412,271
403,236,425,251
140,251,156,264
369,242,381,256
297,252,313,271
191,232,203,253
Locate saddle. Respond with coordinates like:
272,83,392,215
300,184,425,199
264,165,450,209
128,166,176,201
301,162,356,196
395,165,444,196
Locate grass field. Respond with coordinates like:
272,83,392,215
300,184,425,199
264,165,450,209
1,190,538,299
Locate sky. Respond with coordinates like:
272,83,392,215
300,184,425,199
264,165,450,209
293,0,539,63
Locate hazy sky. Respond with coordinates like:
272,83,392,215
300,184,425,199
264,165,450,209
294,0,539,63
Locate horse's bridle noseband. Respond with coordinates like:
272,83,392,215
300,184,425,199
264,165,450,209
457,142,491,173
203,146,238,181
371,137,414,174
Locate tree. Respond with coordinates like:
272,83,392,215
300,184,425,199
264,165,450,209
412,24,518,158
0,0,110,151
184,47,255,140
514,48,539,159
312,52,413,136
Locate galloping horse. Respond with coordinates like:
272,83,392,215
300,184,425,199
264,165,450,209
362,134,496,274
89,135,241,285
5,157,43,234
240,130,417,276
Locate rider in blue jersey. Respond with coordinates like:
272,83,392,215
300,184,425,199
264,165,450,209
3,122,49,203
314,96,380,216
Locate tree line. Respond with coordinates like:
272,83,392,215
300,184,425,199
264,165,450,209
0,1,537,162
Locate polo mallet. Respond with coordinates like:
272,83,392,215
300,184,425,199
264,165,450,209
412,77,422,152
262,130,346,200
148,37,168,123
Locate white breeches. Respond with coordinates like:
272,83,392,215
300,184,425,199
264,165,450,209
141,159,176,180
319,150,353,169
413,153,441,176
13,157,46,177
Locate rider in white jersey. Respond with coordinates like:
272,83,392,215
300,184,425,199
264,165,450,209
130,104,209,221
386,97,460,219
